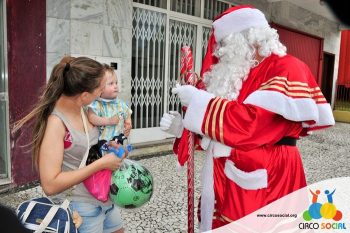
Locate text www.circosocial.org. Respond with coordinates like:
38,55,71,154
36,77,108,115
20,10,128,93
257,213,298,218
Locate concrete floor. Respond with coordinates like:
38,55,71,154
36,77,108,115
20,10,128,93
0,122,349,232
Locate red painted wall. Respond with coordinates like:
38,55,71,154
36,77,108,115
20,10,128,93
272,23,324,86
7,0,46,185
338,30,350,88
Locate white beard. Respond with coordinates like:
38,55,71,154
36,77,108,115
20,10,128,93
203,34,256,100
203,27,286,100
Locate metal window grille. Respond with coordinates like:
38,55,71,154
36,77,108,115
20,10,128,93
131,2,212,131
204,0,230,20
170,0,200,17
131,8,166,129
168,20,197,113
335,85,350,111
133,0,167,9
335,30,350,111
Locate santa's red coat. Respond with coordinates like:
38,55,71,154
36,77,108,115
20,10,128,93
175,54,334,230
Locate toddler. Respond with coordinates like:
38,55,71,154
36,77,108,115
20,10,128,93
88,64,132,156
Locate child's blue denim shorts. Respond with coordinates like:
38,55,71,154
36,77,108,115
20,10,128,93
70,201,123,233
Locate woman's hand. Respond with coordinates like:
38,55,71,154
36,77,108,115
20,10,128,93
98,153,124,171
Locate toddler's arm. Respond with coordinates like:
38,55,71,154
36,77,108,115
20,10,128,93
87,107,119,126
124,117,132,137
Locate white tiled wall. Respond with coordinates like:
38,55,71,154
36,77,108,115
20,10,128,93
46,0,133,103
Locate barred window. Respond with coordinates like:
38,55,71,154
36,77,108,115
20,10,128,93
131,8,167,128
204,0,231,20
133,0,167,9
170,0,200,17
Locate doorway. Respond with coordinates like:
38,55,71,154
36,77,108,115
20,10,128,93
321,52,335,104
130,1,232,144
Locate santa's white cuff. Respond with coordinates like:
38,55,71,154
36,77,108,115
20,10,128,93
224,160,267,190
200,136,211,150
183,90,215,135
201,137,232,157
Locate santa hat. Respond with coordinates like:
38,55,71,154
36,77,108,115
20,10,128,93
201,5,269,77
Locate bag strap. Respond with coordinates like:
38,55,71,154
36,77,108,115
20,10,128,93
79,107,90,169
29,199,70,233
33,108,89,233
65,108,90,194
21,201,37,223
64,108,90,200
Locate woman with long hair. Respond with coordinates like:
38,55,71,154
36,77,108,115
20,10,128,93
14,56,126,233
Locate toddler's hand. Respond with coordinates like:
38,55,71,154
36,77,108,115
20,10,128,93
108,115,119,125
124,121,132,137
123,150,129,159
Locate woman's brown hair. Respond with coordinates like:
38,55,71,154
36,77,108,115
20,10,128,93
13,56,104,168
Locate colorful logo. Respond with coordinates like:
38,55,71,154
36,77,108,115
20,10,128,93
303,189,342,221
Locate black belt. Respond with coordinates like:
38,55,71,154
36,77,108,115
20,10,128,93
275,137,297,146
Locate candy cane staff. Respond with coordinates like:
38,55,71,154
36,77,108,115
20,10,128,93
180,46,199,233
160,46,204,233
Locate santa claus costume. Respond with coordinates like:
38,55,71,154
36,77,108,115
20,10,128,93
171,5,335,232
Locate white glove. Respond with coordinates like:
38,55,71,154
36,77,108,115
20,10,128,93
172,84,198,107
160,111,184,138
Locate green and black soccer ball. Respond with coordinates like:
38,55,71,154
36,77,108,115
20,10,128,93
110,159,153,209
